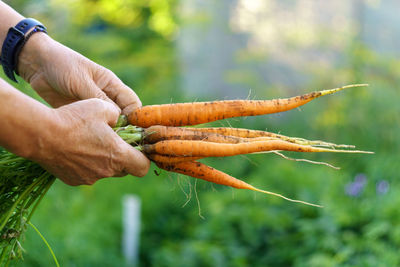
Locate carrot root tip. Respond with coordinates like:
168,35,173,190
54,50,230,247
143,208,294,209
315,148,374,154
249,186,323,208
272,151,340,170
319,83,369,97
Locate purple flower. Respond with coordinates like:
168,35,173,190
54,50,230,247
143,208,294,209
376,180,389,195
345,173,367,197
354,173,367,185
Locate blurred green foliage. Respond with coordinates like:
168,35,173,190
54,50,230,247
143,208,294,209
2,0,399,266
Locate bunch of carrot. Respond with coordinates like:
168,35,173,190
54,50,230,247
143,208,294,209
0,83,371,264
115,84,372,207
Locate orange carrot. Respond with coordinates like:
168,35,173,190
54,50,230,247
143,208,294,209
129,84,367,127
156,161,256,189
148,154,202,164
180,127,348,148
144,125,245,144
143,139,372,157
156,160,322,207
191,127,309,144
192,127,281,138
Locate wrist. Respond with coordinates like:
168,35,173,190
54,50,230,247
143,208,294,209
12,104,56,161
23,107,58,160
0,80,56,160
17,32,54,83
1,18,47,82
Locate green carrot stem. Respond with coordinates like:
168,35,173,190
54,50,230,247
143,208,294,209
26,175,55,223
115,115,128,127
28,221,60,267
117,133,142,144
0,158,25,165
0,173,44,232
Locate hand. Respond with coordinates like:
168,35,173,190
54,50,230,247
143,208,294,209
18,33,140,115
14,33,151,185
31,99,150,186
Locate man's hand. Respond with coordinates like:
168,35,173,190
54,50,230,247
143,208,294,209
18,33,140,115
14,33,152,184
31,99,150,186
0,79,150,185
0,3,150,185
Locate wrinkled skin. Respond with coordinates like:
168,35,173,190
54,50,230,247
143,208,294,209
19,34,141,116
35,99,149,186
1,29,150,185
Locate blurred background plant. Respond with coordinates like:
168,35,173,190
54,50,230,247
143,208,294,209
2,0,399,266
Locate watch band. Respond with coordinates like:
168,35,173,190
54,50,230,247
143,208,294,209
0,18,47,82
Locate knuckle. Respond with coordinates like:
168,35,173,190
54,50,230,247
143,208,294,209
94,90,108,101
100,67,114,76
97,68,116,84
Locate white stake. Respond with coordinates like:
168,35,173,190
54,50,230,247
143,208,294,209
122,195,141,266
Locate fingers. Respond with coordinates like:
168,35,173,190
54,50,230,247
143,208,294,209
79,78,122,113
113,83,142,116
84,97,149,178
116,139,150,177
30,77,76,107
75,64,142,115
100,100,121,127
84,75,149,176
62,98,121,127
100,104,150,178
97,71,142,115
70,99,150,177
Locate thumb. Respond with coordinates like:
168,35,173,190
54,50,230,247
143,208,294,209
74,98,120,127
77,79,121,113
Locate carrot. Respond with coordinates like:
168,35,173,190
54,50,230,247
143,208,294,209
144,125,245,144
148,154,202,164
192,127,282,138
156,160,322,207
169,126,347,148
246,136,353,148
191,127,345,147
129,84,367,127
143,139,372,157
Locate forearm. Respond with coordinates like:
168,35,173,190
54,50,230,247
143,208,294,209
0,78,53,157
0,1,25,53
